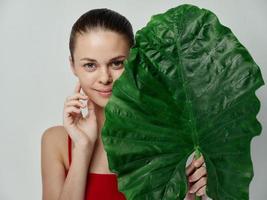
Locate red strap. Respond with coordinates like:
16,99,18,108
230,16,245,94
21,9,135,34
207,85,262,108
68,135,72,165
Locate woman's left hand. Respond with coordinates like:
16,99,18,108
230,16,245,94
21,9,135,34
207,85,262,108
185,155,207,200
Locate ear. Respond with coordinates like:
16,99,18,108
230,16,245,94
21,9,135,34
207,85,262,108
69,55,77,77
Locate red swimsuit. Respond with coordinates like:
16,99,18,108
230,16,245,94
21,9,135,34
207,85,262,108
65,135,126,200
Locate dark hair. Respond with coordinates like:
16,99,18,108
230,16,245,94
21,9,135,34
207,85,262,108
69,8,134,61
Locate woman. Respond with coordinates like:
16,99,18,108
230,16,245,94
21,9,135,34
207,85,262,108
41,8,207,200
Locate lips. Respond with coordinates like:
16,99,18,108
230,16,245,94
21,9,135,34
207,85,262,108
95,89,112,92
95,88,112,97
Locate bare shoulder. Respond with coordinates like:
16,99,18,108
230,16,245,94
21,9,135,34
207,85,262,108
41,125,69,170
41,126,70,199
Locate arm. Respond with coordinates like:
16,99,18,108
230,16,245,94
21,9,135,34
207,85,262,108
41,127,95,200
42,81,98,200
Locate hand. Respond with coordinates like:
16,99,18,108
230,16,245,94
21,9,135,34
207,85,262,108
63,81,98,149
185,155,207,200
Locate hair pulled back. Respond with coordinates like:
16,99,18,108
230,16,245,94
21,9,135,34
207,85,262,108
69,8,134,61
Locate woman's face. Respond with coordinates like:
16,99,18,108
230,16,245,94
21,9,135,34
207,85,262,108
70,29,130,108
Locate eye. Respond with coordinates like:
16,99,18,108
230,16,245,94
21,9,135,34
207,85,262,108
83,63,96,71
111,60,124,69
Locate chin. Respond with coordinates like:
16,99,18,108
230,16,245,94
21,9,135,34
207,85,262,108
86,89,112,108
93,97,110,108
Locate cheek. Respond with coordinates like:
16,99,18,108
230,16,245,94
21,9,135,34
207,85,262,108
113,68,125,81
78,76,96,93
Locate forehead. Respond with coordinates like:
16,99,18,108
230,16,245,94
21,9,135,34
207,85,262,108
74,30,129,61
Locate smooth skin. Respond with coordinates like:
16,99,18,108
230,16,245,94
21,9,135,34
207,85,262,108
41,29,207,200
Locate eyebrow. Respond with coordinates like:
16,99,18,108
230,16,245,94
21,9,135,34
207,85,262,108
80,55,126,62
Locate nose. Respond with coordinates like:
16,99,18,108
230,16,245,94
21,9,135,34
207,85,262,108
99,67,112,84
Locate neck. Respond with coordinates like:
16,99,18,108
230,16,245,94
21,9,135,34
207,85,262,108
94,103,105,134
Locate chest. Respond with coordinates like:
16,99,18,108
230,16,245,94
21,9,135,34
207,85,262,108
88,138,112,173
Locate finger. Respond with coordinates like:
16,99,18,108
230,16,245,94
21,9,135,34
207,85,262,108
64,107,82,123
74,110,83,124
85,100,97,120
66,93,88,102
87,99,96,111
189,177,207,194
80,87,86,96
186,158,196,176
65,100,87,108
186,181,195,200
184,191,195,200
188,166,207,182
196,185,206,197
193,155,204,168
64,106,82,117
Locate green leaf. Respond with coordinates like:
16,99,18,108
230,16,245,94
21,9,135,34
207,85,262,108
102,4,265,200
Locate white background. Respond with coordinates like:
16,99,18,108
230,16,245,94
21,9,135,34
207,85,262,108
0,0,266,199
